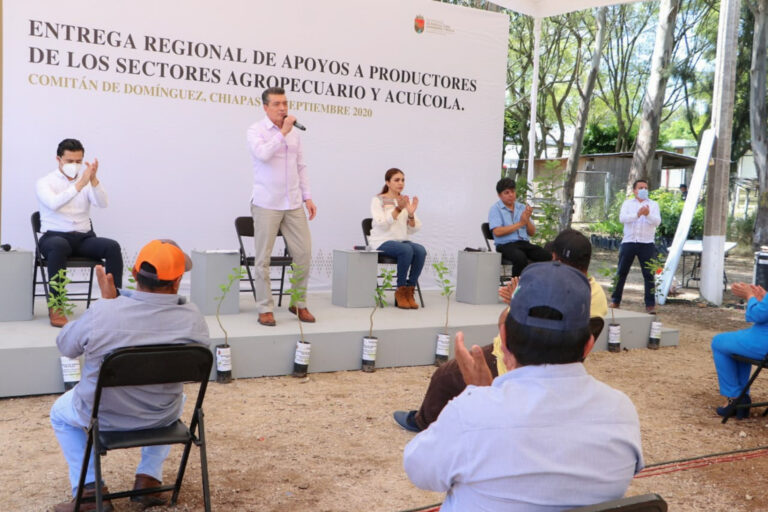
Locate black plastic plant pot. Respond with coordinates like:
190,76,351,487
362,336,378,373
292,340,311,378
216,344,232,383
60,356,80,391
434,332,450,366
648,320,662,350
607,323,621,353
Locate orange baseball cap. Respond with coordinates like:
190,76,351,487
133,239,192,281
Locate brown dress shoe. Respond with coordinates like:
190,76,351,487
53,483,114,512
49,307,68,328
405,286,419,309
395,286,411,309
288,306,316,322
609,302,620,309
131,473,169,507
258,312,276,326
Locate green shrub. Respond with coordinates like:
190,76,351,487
649,189,704,240
727,213,756,247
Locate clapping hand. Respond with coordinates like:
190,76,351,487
396,195,409,211
732,282,757,301
520,204,533,223
406,196,419,215
95,265,117,299
455,332,493,387
498,277,519,304
638,204,650,217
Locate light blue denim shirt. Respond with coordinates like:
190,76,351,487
404,363,644,511
488,199,529,244
56,288,210,430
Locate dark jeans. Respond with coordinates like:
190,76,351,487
612,242,657,307
39,230,123,294
377,240,426,287
495,240,551,277
414,343,498,430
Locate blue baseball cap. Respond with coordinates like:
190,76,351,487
508,262,590,331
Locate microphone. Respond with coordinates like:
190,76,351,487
293,119,307,131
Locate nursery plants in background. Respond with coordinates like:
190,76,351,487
432,261,455,366
214,267,245,384
362,269,395,373
289,264,311,378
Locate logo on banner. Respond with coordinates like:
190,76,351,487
413,15,454,35
414,15,425,34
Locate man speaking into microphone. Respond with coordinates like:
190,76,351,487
247,87,318,326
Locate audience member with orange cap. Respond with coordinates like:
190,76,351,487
50,239,209,512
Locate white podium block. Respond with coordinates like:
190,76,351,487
456,250,501,305
332,250,379,308
190,250,240,315
0,250,34,321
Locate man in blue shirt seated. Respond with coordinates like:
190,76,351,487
403,262,643,511
50,239,210,512
488,177,550,276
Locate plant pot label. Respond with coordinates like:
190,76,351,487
60,356,80,383
435,333,450,357
216,346,232,372
294,341,311,365
608,324,621,344
362,337,378,362
649,321,662,340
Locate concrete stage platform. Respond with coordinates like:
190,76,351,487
0,291,677,398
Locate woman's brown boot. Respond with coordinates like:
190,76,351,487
395,286,411,309
405,286,419,309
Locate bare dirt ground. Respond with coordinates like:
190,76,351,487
3,249,768,511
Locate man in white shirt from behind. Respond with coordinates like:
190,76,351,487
403,262,643,512
610,179,661,314
36,138,123,328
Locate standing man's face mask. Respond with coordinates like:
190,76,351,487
637,188,649,201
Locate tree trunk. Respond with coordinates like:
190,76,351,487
560,7,607,231
751,0,768,248
627,0,682,190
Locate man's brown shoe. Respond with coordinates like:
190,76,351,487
288,306,316,322
131,473,169,508
258,312,276,326
53,483,114,512
609,302,620,309
49,307,68,328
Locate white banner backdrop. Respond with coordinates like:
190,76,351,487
2,0,509,289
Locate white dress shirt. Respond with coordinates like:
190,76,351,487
247,117,311,210
403,363,644,512
36,168,108,233
619,197,661,244
368,196,422,248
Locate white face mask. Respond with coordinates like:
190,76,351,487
61,162,82,178
637,188,649,200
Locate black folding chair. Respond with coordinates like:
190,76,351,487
31,211,102,313
361,218,425,307
565,493,667,512
235,216,293,307
721,353,768,424
481,222,514,285
73,343,213,512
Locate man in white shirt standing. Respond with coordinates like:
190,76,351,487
247,87,317,326
36,138,123,328
610,179,661,314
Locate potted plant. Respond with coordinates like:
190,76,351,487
214,267,245,384
599,266,621,353
432,261,455,366
288,263,311,378
362,269,395,372
49,269,80,389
